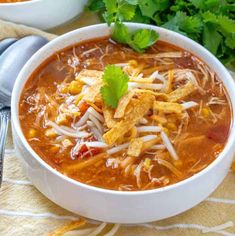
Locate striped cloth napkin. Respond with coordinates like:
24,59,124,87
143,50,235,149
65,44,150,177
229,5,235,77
0,18,235,236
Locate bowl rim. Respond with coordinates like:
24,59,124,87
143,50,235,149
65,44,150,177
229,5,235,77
11,22,235,196
0,0,41,6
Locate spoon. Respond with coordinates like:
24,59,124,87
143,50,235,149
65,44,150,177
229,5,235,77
0,35,48,187
0,38,17,55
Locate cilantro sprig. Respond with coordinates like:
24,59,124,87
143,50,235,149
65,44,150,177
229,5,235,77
101,65,129,108
88,0,235,69
88,0,159,53
112,22,159,53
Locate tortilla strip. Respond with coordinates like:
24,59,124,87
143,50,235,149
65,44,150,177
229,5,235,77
103,93,155,145
63,153,108,173
142,52,182,58
82,82,103,103
168,82,196,102
142,137,160,152
114,90,136,118
76,69,103,84
130,76,154,83
153,101,183,114
47,219,86,236
165,70,174,93
127,137,144,157
103,104,118,128
158,158,182,177
150,114,167,124
135,89,168,100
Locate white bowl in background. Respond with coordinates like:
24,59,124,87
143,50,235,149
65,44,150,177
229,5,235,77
0,0,87,30
11,23,235,223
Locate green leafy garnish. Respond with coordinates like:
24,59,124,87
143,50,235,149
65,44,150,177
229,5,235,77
98,0,159,52
87,0,105,12
100,65,129,108
112,21,131,44
103,0,136,25
112,22,159,53
87,0,235,69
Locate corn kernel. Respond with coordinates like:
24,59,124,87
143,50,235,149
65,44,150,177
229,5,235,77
144,158,151,170
162,127,169,136
167,122,177,131
60,85,69,93
45,128,57,138
62,139,73,148
202,107,210,118
50,145,60,153
174,159,183,168
163,177,170,186
28,128,37,139
128,60,138,67
69,80,83,95
72,111,81,117
74,93,84,105
56,114,68,125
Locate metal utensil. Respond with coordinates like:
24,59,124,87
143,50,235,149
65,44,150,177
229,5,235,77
0,38,17,55
0,35,48,187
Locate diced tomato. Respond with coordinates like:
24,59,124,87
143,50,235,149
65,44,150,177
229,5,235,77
78,101,89,114
78,143,88,153
72,143,101,159
82,148,101,158
207,124,229,143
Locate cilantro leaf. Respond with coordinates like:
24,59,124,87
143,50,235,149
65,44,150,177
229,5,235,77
203,23,222,54
132,7,151,23
203,12,235,34
112,22,159,53
112,22,130,44
100,65,129,108
138,0,158,18
163,12,202,40
125,0,138,4
103,0,136,24
110,9,158,51
102,0,117,25
118,2,136,21
155,0,170,11
130,29,159,52
225,33,235,49
87,0,105,12
103,0,117,14
190,0,205,9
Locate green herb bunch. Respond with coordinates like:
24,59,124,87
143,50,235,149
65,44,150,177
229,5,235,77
88,0,235,69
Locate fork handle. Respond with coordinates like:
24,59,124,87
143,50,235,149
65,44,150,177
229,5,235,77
0,109,10,187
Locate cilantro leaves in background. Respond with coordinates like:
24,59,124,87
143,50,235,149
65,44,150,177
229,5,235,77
87,0,235,69
101,65,129,108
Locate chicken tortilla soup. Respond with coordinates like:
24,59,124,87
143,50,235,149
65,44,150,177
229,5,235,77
19,36,231,191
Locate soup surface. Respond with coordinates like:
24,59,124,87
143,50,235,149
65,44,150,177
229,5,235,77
19,37,231,191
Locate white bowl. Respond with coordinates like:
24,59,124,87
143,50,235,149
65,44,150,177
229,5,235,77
11,23,235,224
0,0,87,30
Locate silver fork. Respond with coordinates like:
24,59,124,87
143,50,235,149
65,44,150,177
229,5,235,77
0,105,10,187
0,35,48,187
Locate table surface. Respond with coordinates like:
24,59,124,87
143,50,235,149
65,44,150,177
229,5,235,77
1,11,235,236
